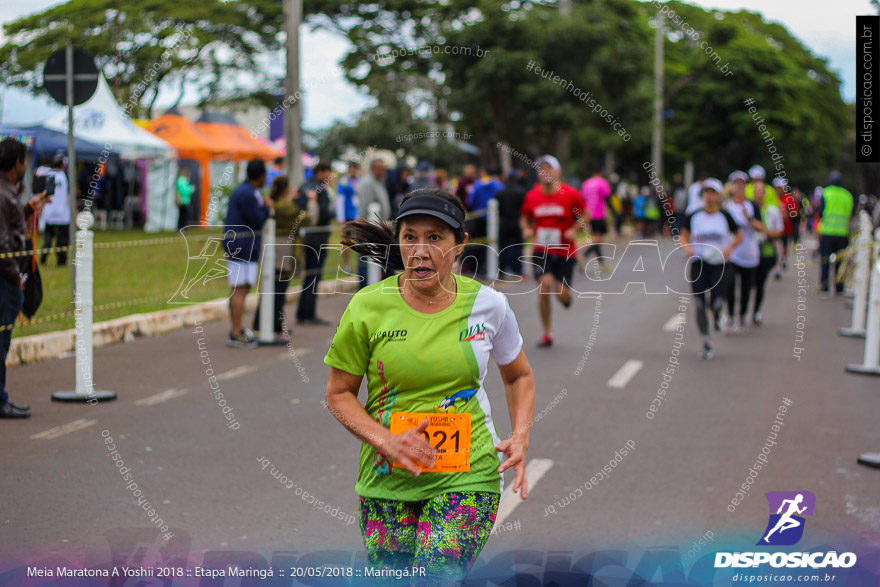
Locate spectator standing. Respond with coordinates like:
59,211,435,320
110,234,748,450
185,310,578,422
0,138,48,417
266,156,285,188
223,159,273,348
295,160,335,325
465,168,503,277
38,153,70,265
253,175,316,340
336,161,361,273
176,169,195,231
495,169,528,277
817,172,855,294
455,164,478,209
354,159,392,289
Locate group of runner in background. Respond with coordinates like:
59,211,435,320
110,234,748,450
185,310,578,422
416,158,864,361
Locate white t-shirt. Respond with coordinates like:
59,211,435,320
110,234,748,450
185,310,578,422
684,209,739,265
725,200,760,268
37,168,70,225
762,204,784,234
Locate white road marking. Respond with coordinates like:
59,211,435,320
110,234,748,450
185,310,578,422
663,314,686,332
495,458,554,526
607,360,644,388
136,388,188,406
30,419,97,440
216,365,259,381
277,348,313,360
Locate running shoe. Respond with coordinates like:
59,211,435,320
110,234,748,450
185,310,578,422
227,331,258,349
537,334,554,348
560,294,572,309
774,269,782,281
700,343,714,360
720,315,733,334
731,316,743,335
752,312,762,326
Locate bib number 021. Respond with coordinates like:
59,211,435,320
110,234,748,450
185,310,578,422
390,412,471,473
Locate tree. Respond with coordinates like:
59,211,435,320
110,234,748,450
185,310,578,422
657,1,850,188
0,0,283,118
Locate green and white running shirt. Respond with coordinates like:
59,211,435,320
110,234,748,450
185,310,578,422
324,273,523,501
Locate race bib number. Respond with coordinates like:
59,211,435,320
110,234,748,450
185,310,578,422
390,412,471,473
535,227,562,246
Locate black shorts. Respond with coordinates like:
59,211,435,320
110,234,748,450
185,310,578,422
589,218,608,235
531,253,576,286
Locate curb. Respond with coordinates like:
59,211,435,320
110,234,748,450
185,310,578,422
9,278,358,367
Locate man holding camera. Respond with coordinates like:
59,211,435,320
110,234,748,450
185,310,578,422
0,138,50,418
37,153,69,266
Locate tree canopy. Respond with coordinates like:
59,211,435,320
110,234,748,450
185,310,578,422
0,0,284,117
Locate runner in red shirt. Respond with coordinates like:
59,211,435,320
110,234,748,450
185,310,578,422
774,177,798,274
520,155,588,348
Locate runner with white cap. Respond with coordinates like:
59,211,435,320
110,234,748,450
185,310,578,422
723,171,762,334
745,165,766,203
680,178,742,359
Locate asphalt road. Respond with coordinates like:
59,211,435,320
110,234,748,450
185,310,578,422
1,233,877,584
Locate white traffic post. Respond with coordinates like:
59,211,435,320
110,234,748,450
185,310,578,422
486,198,499,281
258,217,279,344
367,203,382,286
840,212,873,337
52,212,116,402
829,251,837,297
846,231,880,376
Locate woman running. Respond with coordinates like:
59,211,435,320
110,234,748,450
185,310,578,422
324,187,535,584
680,179,742,359
752,183,784,326
723,171,762,334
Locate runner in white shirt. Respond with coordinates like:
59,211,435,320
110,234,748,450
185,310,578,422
723,171,762,334
680,179,742,359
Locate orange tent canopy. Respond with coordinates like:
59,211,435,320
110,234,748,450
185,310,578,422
195,122,279,161
145,114,216,224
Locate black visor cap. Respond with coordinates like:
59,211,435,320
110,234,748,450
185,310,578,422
395,194,464,229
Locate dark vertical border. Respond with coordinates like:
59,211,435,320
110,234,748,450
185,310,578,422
857,15,880,163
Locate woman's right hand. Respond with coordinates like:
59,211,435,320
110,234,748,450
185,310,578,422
382,418,436,476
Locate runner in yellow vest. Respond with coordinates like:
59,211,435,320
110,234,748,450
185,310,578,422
817,172,854,294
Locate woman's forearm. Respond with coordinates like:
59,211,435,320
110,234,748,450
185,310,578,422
325,391,392,453
504,373,535,444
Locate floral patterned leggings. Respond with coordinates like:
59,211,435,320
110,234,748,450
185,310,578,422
358,491,499,585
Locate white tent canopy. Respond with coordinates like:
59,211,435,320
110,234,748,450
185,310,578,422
43,75,174,160
43,75,179,232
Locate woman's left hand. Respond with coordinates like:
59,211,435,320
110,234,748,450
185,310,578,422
496,437,529,499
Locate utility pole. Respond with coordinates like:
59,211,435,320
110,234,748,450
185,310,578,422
283,0,303,188
652,12,665,187
66,43,77,301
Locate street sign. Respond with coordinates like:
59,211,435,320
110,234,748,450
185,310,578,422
43,47,99,106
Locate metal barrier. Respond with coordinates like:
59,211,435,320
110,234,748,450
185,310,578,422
846,228,880,376
840,212,873,337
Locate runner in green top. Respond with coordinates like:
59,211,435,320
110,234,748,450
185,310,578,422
324,187,535,583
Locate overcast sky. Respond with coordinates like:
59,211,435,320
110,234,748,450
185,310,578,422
0,0,870,130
